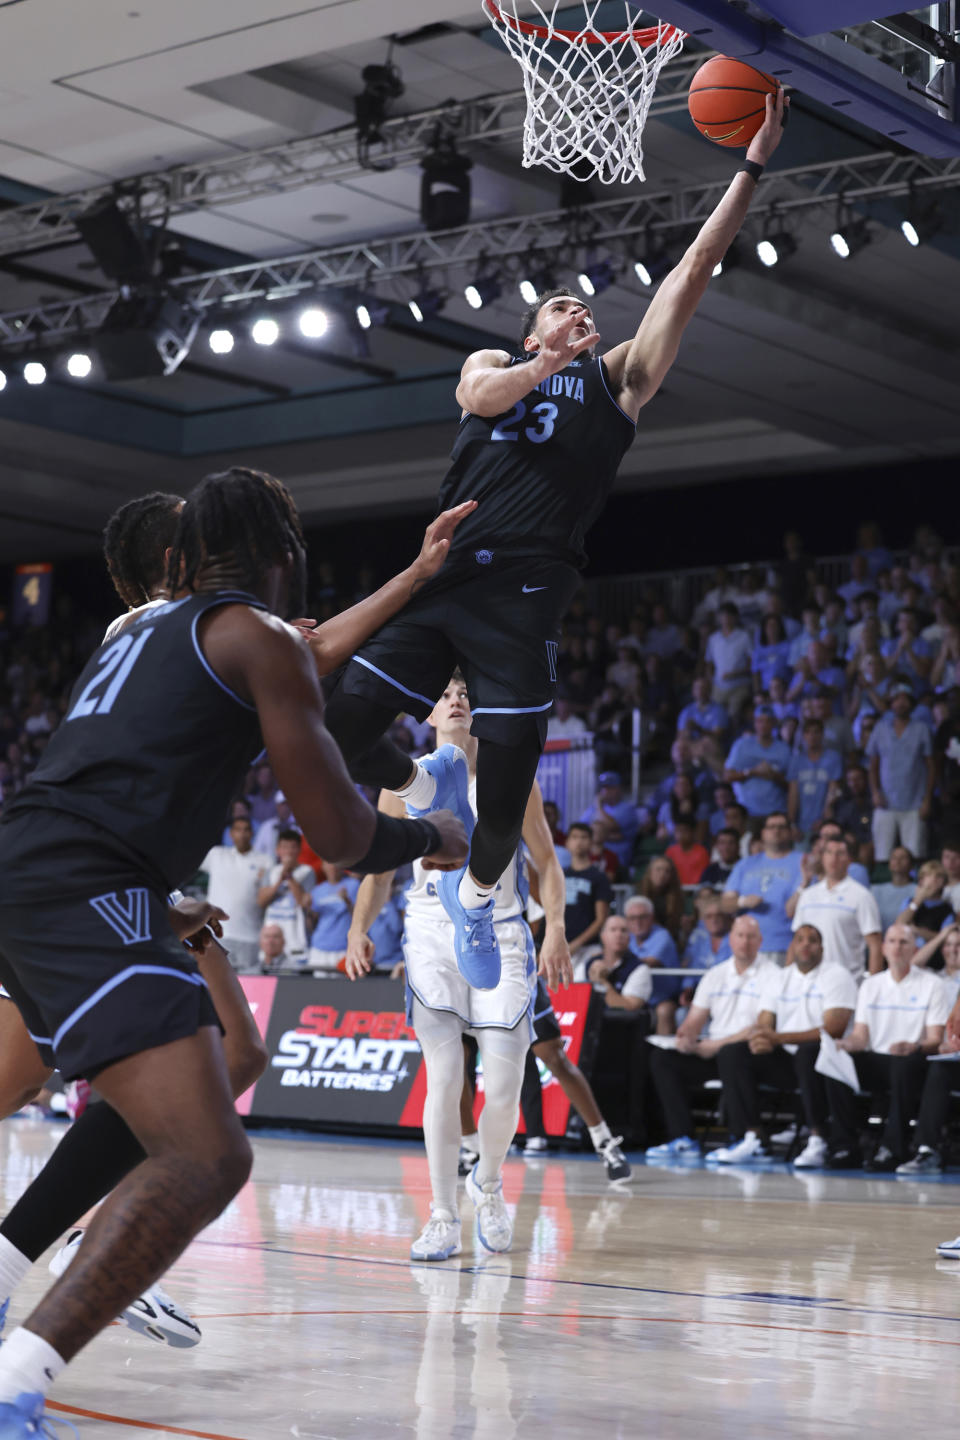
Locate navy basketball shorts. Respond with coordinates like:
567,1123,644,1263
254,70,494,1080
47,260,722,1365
0,812,219,1081
531,978,563,1045
340,551,581,745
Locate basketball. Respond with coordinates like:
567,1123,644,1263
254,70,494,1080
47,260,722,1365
688,55,779,148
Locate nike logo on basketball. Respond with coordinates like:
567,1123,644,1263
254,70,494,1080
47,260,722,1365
522,585,547,593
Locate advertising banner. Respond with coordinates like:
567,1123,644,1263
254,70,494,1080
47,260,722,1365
242,976,600,1137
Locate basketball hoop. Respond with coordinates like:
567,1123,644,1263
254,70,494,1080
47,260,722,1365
483,2,685,185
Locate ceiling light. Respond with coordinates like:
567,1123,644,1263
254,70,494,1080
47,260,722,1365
830,215,870,260
464,275,501,310
356,301,390,330
632,239,672,288
23,361,46,385
901,195,943,248
0,370,5,391
756,231,798,268
251,317,279,346
209,328,234,354
66,352,92,378
420,135,473,232
518,278,538,305
409,286,446,323
518,261,558,308
577,259,616,298
298,307,329,338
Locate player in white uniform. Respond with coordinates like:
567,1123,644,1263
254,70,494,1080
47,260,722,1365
348,674,579,1260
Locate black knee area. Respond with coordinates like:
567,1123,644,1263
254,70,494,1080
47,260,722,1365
322,688,412,790
470,732,544,886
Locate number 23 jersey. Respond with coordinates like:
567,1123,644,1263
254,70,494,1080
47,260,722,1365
3,591,265,893
437,354,636,569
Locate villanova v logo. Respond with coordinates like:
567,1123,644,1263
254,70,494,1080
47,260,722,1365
89,889,152,946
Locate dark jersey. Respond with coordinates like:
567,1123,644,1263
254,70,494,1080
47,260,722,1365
436,354,635,568
3,591,264,893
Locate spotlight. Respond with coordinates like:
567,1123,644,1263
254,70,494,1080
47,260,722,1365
0,370,5,392
464,275,501,310
420,133,472,231
578,259,616,298
356,301,390,330
756,230,798,268
23,361,46,385
97,291,200,379
830,215,870,260
66,352,92,378
209,328,234,355
298,307,329,338
632,238,672,288
409,286,446,323
901,194,943,248
355,61,405,150
518,279,538,305
518,261,557,307
251,317,279,346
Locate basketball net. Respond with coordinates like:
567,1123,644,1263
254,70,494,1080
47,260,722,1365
483,2,685,185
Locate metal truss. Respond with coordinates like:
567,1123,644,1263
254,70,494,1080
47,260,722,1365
0,56,701,262
1,145,958,348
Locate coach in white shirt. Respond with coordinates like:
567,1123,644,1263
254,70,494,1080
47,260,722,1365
712,924,857,1167
824,921,951,1170
646,915,779,1152
201,814,269,972
792,837,882,978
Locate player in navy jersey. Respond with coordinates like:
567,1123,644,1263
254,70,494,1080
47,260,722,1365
323,90,788,992
0,470,471,1433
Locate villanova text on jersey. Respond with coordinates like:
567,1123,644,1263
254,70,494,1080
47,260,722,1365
437,355,636,569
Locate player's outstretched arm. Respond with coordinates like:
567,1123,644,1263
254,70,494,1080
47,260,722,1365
202,606,468,870
300,500,477,676
604,89,788,421
346,789,405,980
521,780,574,990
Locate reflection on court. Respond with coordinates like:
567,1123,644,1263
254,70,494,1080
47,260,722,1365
2,1119,959,1436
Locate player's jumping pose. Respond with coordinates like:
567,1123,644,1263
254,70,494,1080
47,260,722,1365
324,93,788,990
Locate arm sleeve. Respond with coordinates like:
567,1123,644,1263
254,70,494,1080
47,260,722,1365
823,965,858,1011
857,885,882,936
727,859,746,895
854,981,871,1027
622,965,653,1001
691,970,716,1011
792,891,809,933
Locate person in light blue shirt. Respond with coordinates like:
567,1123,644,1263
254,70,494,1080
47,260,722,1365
752,616,793,693
788,607,823,669
787,719,844,836
578,772,643,868
676,675,729,742
767,675,799,728
866,685,934,861
787,640,845,713
368,890,405,972
724,706,791,819
684,897,733,969
309,863,361,965
625,895,680,1008
881,608,934,696
722,812,803,959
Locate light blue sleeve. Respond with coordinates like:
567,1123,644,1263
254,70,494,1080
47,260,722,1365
727,858,747,894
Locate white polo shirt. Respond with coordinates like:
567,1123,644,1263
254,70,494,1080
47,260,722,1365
792,877,881,978
691,957,779,1039
855,967,952,1055
761,962,857,1050
201,844,268,945
621,964,653,1002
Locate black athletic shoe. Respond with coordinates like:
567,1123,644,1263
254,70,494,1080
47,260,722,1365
597,1135,632,1182
864,1145,900,1173
824,1147,858,1170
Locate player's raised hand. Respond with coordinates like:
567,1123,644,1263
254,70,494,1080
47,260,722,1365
345,928,375,980
419,808,470,871
747,86,789,165
536,305,601,376
411,500,478,582
538,930,573,990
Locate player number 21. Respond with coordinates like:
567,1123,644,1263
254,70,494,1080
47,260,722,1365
491,400,557,445
66,629,155,721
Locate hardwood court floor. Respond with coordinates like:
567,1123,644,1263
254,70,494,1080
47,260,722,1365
3,1118,960,1437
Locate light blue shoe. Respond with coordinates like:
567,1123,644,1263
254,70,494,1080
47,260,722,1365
405,744,475,841
0,1392,78,1437
643,1136,701,1161
436,869,501,990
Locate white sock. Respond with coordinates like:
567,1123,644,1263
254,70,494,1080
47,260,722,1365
0,1326,66,1405
462,1131,480,1152
392,762,437,810
458,874,494,910
0,1235,32,1305
588,1121,613,1150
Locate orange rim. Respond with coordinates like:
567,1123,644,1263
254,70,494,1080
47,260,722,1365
483,1,685,47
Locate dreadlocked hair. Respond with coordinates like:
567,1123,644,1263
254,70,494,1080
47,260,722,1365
166,467,306,595
103,492,184,609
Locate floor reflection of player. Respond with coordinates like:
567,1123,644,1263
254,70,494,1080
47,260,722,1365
347,673,575,1259
413,1265,517,1440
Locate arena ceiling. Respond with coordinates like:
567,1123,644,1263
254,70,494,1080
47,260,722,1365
0,0,958,560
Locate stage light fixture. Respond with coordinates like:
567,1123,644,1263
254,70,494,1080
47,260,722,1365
518,259,558,307
901,194,943,248
356,301,390,330
409,286,446,323
830,211,870,260
632,237,672,288
75,195,153,284
420,132,473,232
756,230,798,268
209,328,234,355
578,259,615,298
518,278,538,305
251,317,280,346
97,292,200,379
0,370,6,392
464,273,501,310
298,307,329,338
24,361,46,385
66,352,92,378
